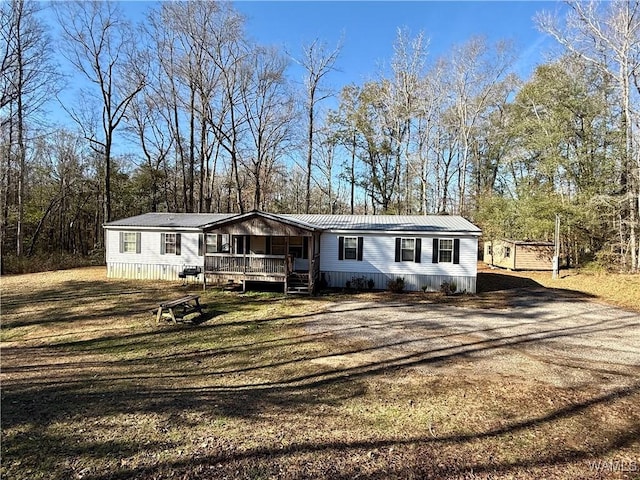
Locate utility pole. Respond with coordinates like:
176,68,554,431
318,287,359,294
553,214,560,279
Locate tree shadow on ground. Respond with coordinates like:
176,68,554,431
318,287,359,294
477,271,544,292
3,271,638,479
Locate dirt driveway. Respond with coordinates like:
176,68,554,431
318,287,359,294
305,288,640,390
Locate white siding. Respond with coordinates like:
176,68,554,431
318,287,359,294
105,229,203,281
319,232,478,292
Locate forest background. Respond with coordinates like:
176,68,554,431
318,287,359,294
2,0,640,273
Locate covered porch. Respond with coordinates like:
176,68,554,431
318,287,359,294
200,211,322,294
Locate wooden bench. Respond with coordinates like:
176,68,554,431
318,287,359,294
155,295,203,324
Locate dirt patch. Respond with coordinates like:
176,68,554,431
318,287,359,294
305,294,640,389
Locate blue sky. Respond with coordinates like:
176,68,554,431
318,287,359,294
50,1,562,92
44,1,564,155
232,1,563,84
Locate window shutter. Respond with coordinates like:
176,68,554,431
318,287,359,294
198,234,204,256
245,235,250,253
395,238,401,262
415,238,421,263
161,233,166,255
216,234,222,252
119,232,124,253
338,236,344,260
303,237,309,259
266,237,272,255
236,236,243,254
357,237,363,261
432,238,439,263
135,233,141,254
453,238,460,264
175,233,181,255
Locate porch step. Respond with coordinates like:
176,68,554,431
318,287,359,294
287,271,309,294
287,285,310,294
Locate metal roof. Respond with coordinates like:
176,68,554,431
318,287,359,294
105,212,481,234
282,214,481,234
502,239,554,246
104,213,234,229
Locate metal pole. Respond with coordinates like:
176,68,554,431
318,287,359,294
553,214,560,279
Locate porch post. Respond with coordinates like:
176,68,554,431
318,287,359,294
307,234,313,292
284,236,290,294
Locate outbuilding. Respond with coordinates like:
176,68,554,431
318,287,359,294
483,239,554,271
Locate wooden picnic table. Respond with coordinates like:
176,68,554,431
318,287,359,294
155,294,202,324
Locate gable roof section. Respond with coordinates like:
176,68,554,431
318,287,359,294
200,210,322,232
104,211,481,235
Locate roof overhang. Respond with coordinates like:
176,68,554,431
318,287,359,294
325,229,481,236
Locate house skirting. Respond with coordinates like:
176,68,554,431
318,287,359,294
107,263,477,294
321,271,477,294
107,263,203,283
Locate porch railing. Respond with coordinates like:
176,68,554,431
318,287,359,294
205,254,286,275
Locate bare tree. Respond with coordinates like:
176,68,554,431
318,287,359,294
296,39,341,213
386,28,429,213
1,0,58,256
55,0,145,225
446,37,516,215
240,46,295,210
537,0,640,270
125,90,173,212
330,84,361,214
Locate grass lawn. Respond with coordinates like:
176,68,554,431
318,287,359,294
1,267,639,479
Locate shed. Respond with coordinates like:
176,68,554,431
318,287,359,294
484,239,554,271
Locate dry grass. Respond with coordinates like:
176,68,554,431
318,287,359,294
476,262,640,312
1,267,639,479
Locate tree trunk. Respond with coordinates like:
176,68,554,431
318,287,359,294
305,93,314,213
350,131,356,214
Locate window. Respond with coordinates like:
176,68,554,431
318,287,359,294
161,233,181,255
395,237,421,263
344,237,358,260
199,233,229,256
289,236,303,258
431,238,459,264
271,237,286,255
123,232,137,253
165,233,177,254
439,239,453,263
401,238,415,261
338,236,363,261
504,246,511,258
119,232,140,254
220,234,230,252
206,234,218,254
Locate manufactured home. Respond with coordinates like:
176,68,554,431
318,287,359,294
483,239,554,271
104,211,482,293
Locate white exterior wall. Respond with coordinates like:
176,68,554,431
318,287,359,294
319,232,478,293
105,228,204,282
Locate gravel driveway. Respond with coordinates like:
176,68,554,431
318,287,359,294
305,288,640,389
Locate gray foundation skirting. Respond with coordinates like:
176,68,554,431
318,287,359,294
320,271,476,293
